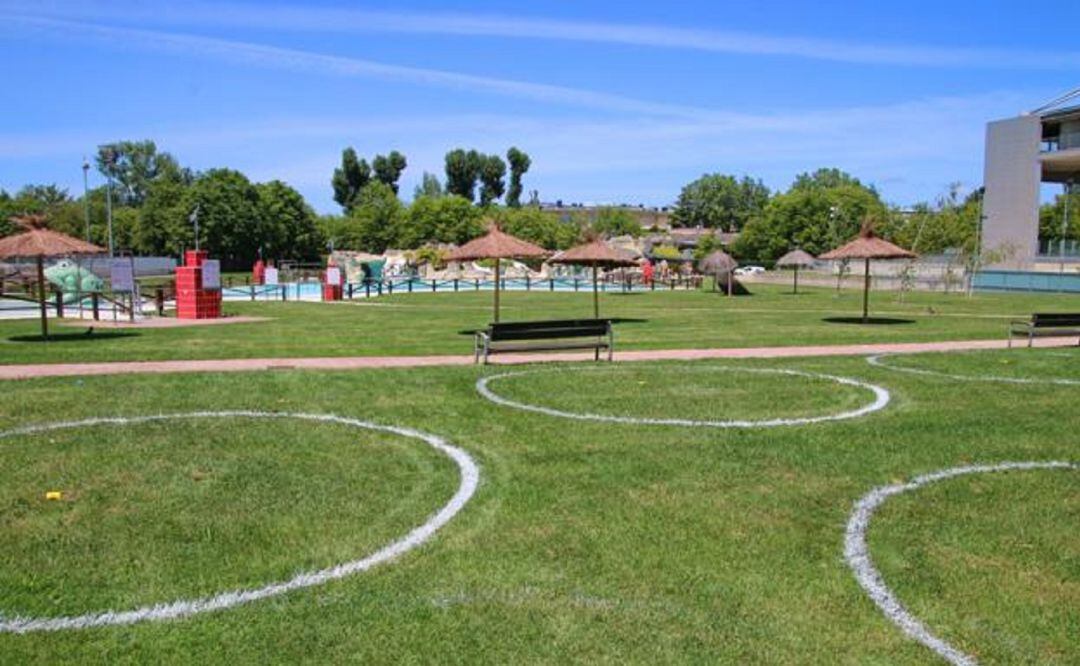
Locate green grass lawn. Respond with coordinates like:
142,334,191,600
0,348,1076,663
2,284,1078,364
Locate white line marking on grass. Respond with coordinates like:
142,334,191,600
477,366,890,428
0,411,480,633
844,461,1077,666
867,354,1080,386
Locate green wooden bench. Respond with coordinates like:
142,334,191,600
1008,313,1080,348
475,319,613,364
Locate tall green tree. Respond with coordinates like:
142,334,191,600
1039,187,1080,244
479,154,507,206
884,184,981,256
506,147,531,207
592,207,642,238
735,179,887,262
336,182,405,253
137,170,193,255
95,140,183,206
671,174,770,231
331,148,371,211
186,169,264,266
0,184,86,239
256,180,324,261
492,207,581,250
791,168,871,194
400,195,484,249
372,151,407,194
444,149,483,202
413,172,444,200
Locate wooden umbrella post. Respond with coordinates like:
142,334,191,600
36,254,49,339
793,265,799,295
592,263,599,319
493,257,501,323
862,257,871,323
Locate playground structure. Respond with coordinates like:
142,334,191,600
175,250,221,319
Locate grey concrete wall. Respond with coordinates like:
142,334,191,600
982,115,1041,268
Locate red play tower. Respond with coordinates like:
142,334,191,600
175,250,222,319
322,264,343,301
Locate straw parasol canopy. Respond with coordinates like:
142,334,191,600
698,250,738,296
446,223,548,322
0,214,106,339
775,248,816,295
0,215,104,259
549,238,638,318
820,223,915,322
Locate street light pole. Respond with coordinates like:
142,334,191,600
99,145,117,258
81,158,91,242
1061,180,1073,274
105,172,114,257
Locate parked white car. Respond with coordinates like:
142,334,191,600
734,265,766,276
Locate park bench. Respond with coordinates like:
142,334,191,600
1008,313,1080,348
475,319,613,364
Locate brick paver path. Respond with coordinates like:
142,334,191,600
1,337,1075,380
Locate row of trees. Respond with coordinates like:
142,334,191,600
319,184,642,254
671,168,1002,263
1,140,323,267
330,146,533,213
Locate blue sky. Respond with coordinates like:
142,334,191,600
0,0,1077,213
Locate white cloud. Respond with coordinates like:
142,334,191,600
8,0,1080,69
0,14,731,120
0,91,1023,211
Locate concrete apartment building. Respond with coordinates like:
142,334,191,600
982,88,1080,269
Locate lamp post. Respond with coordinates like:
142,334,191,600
99,145,116,257
1061,179,1073,275
81,158,91,242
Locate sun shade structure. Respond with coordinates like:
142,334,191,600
549,238,638,318
446,223,548,323
698,250,738,296
0,214,105,339
776,248,816,295
820,224,915,323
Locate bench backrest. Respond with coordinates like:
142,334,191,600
1031,313,1080,327
488,319,611,341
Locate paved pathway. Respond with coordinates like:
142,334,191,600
0,337,1075,380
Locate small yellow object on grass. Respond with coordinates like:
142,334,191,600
45,491,62,501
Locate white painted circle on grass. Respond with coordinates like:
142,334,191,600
0,411,480,633
477,366,890,428
867,354,1080,386
844,461,1077,666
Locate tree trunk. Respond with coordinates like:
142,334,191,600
493,258,501,323
36,255,49,340
592,263,599,319
862,257,871,323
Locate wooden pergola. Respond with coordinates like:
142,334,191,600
821,225,915,323
446,224,548,323
0,215,105,339
549,238,638,318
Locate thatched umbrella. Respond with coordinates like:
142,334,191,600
776,248,816,295
549,238,638,318
820,224,915,323
446,224,548,322
698,250,738,296
0,214,105,339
